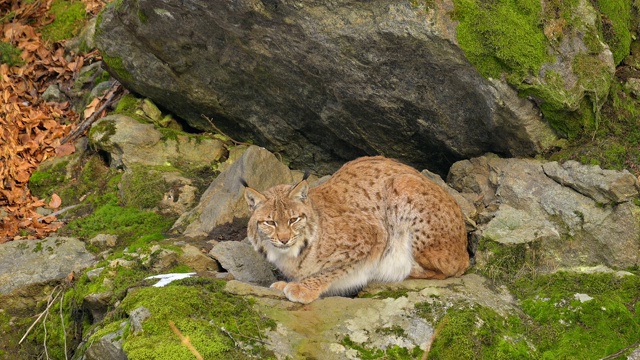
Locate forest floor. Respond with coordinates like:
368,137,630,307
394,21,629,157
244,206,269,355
0,0,106,242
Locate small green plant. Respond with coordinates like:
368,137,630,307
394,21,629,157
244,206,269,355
41,0,86,43
0,41,24,66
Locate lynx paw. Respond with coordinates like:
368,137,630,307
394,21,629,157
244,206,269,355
270,281,288,291
283,282,321,304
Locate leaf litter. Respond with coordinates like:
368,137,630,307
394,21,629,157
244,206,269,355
1,0,107,242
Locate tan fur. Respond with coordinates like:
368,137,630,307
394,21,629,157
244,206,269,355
243,156,469,304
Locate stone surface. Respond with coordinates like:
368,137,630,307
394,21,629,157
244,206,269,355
226,274,517,360
90,114,225,169
542,160,640,204
42,84,68,103
83,292,113,324
89,234,118,250
0,236,96,295
209,240,277,287
129,306,151,335
178,244,220,272
95,0,559,174
448,155,640,270
173,145,295,237
84,321,128,360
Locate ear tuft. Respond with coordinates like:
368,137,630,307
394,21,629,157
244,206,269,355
289,180,309,202
240,178,249,188
244,187,267,211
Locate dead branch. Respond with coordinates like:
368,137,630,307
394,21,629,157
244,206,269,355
201,114,252,147
168,320,204,360
600,342,640,360
19,286,61,345
60,81,123,145
60,291,68,360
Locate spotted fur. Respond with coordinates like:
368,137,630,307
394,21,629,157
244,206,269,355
243,156,469,304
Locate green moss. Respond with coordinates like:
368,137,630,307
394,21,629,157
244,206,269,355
120,167,168,210
88,119,117,146
473,240,540,284
548,77,640,169
573,53,614,108
29,159,69,199
424,305,533,360
41,0,87,43
452,0,549,81
359,288,411,299
342,336,423,360
102,53,134,82
512,272,640,358
115,94,142,114
92,279,277,359
0,41,24,66
376,325,407,338
593,0,632,65
32,242,43,253
63,200,173,244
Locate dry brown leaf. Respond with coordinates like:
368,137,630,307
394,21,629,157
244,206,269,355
55,142,75,157
83,97,100,118
48,193,61,209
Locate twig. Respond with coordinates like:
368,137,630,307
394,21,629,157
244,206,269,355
421,316,448,360
168,320,204,360
219,326,239,346
19,286,61,345
60,291,68,360
201,114,252,146
37,204,80,223
599,342,640,360
60,81,122,145
43,304,49,359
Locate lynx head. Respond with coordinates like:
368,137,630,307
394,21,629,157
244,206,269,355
242,176,315,253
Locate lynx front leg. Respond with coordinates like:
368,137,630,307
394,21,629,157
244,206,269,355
270,280,323,303
282,282,323,304
270,281,288,291
271,269,346,304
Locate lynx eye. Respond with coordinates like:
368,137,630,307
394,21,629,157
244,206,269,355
262,220,276,226
289,216,302,225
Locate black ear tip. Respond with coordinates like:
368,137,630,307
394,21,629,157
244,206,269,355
302,170,311,181
240,178,249,188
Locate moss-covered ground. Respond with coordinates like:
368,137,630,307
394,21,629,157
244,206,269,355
92,278,277,360
41,0,87,43
409,271,640,360
424,236,640,360
0,41,24,66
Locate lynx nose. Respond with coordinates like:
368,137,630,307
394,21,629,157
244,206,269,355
278,236,290,244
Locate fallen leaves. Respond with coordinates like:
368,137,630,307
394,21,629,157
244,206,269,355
1,0,106,242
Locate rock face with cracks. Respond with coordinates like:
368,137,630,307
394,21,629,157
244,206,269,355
94,0,559,173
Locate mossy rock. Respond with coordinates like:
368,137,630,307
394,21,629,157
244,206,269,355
452,0,619,141
86,279,277,360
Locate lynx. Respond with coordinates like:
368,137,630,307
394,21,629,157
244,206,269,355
242,156,469,304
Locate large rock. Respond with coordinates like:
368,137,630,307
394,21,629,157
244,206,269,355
225,274,519,359
0,236,96,295
173,145,295,238
448,155,640,271
90,114,225,169
95,0,560,173
209,240,278,287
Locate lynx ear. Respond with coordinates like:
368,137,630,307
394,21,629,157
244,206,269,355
289,180,309,202
242,180,267,211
